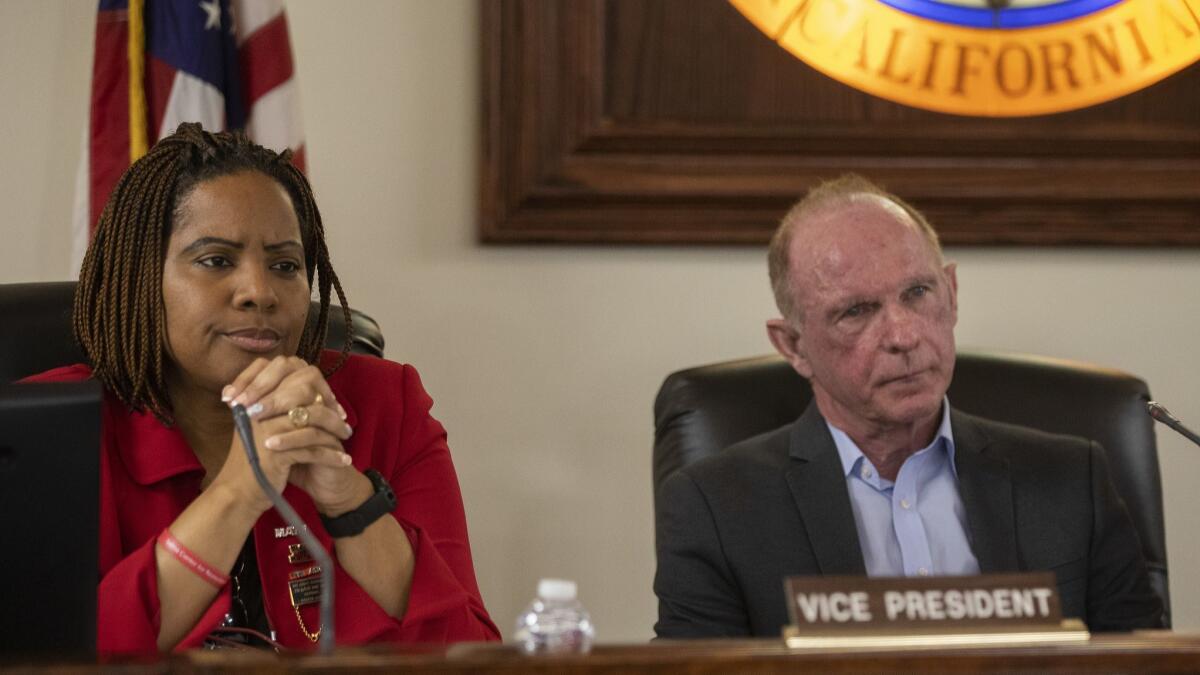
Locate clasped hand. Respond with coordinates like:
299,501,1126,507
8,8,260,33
211,356,363,518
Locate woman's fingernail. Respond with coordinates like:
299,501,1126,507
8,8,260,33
221,386,235,402
233,394,248,407
264,436,280,449
337,404,347,420
246,402,264,417
341,453,352,465
344,424,353,438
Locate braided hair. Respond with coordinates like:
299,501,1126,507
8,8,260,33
74,122,351,423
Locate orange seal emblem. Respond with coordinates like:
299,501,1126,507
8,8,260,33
731,0,1200,116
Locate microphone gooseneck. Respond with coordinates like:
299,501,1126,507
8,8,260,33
1146,400,1200,448
231,403,336,654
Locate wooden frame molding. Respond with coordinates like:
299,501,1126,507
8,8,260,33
480,0,1200,246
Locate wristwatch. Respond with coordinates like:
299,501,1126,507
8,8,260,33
319,469,397,538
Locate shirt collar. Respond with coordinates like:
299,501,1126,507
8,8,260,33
110,396,205,486
826,397,957,478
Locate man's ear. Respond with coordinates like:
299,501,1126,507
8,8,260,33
766,318,813,379
943,261,958,325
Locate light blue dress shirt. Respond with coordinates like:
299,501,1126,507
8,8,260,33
827,399,981,578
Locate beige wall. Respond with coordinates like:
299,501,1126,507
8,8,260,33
3,1,1199,641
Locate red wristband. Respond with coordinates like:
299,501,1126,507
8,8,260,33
157,530,230,588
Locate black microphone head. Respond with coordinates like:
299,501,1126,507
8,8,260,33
1146,400,1200,448
1146,401,1176,424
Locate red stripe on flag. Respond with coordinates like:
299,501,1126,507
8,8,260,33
290,145,305,174
240,12,294,105
89,10,131,232
144,55,177,141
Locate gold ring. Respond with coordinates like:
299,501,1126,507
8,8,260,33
313,393,324,407
288,406,310,429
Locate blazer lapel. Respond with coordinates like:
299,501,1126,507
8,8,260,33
784,403,867,576
952,409,1019,572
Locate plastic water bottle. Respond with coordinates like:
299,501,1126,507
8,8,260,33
514,578,595,654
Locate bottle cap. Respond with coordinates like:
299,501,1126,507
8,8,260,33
537,578,577,601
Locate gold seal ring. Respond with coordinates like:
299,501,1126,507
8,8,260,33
288,406,310,429
313,393,324,407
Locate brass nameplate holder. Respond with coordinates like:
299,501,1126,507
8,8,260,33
782,572,1089,650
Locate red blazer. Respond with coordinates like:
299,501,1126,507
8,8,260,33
25,352,499,655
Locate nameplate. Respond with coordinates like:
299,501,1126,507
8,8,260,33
782,573,1088,649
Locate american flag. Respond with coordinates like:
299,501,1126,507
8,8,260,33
73,0,305,268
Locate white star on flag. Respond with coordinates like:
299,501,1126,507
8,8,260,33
200,0,220,30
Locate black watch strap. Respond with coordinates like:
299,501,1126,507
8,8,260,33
319,469,397,538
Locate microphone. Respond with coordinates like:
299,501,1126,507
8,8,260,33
231,403,336,654
1146,400,1200,447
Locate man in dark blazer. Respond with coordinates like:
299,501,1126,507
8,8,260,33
654,175,1163,637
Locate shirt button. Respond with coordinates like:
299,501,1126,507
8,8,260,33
862,466,873,478
918,567,929,576
900,498,911,510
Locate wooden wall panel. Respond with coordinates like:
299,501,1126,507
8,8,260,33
480,0,1200,245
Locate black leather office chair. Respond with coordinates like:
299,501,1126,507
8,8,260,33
653,349,1171,626
0,281,385,383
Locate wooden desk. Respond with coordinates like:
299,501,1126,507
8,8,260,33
11,632,1200,673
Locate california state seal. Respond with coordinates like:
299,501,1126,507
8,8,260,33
731,0,1200,116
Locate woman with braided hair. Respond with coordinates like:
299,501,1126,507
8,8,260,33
24,123,498,654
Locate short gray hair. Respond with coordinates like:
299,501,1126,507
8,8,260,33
767,174,943,322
